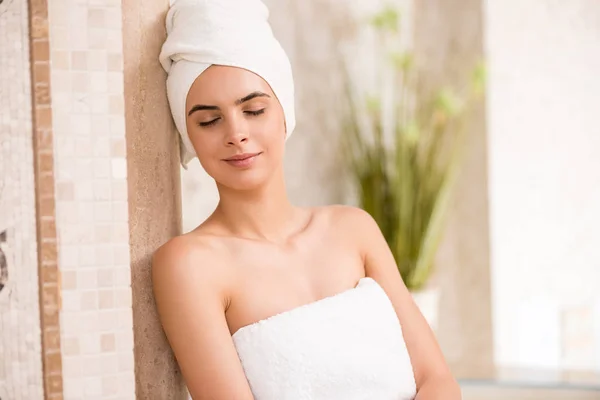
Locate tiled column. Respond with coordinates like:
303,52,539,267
122,1,187,398
46,0,136,398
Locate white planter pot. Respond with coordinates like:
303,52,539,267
411,287,440,331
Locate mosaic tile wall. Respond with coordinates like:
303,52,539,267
47,0,136,397
0,0,45,399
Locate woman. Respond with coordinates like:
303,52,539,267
154,0,461,399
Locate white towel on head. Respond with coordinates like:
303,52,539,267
159,0,296,168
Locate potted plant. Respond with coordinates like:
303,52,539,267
337,6,485,329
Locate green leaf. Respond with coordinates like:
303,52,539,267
370,6,400,33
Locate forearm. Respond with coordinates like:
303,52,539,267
415,375,462,400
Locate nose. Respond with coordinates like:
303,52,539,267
224,116,249,146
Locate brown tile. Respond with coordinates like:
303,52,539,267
29,0,48,17
34,85,51,107
36,128,54,151
41,263,59,285
38,172,56,198
42,285,60,308
39,196,56,218
33,39,50,62
43,329,61,352
101,333,116,352
38,151,54,173
40,217,57,239
31,16,49,39
46,373,63,395
42,306,60,328
45,352,63,374
34,62,50,84
36,107,53,130
41,240,58,265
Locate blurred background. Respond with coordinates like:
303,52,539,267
1,0,599,399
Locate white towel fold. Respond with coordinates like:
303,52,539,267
159,0,296,167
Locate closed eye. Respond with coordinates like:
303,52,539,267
198,118,219,127
198,109,265,127
245,109,265,116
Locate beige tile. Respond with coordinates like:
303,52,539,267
109,94,124,115
115,288,132,308
99,311,120,331
52,50,70,70
101,333,116,352
90,72,108,93
100,354,119,374
93,179,112,201
61,270,77,290
77,269,98,290
108,71,124,93
50,27,70,50
94,224,112,243
56,182,74,201
102,375,119,397
105,8,122,29
111,180,128,201
107,53,122,72
97,268,115,288
93,160,111,180
71,51,88,70
118,353,134,372
111,138,127,157
88,9,106,28
81,291,98,310
83,377,102,397
88,28,108,49
80,334,100,355
62,338,80,357
88,50,108,71
111,223,130,243
71,72,90,92
99,290,114,309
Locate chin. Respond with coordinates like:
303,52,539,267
212,169,272,192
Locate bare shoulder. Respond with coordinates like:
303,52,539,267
151,232,254,399
151,231,233,303
314,204,381,240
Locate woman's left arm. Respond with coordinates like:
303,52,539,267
350,207,462,400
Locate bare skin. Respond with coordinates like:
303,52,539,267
152,65,461,400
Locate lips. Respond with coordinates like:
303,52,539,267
223,152,261,161
223,152,262,168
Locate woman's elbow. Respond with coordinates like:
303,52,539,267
415,373,462,400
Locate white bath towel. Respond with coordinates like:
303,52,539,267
232,277,417,400
159,0,296,167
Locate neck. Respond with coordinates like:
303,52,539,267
213,167,302,243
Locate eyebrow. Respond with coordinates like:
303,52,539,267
187,91,271,116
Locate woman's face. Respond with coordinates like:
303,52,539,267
185,65,287,191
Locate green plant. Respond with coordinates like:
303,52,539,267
339,6,485,291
